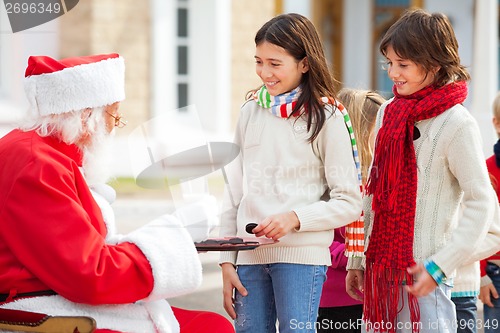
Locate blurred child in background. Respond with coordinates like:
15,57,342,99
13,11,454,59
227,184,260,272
317,89,385,333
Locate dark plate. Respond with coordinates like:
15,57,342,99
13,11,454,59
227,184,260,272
195,237,275,252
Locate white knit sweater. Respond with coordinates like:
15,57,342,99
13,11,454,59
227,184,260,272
349,100,499,281
219,100,362,266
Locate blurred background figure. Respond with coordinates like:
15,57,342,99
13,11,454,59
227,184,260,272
479,91,500,333
317,88,386,333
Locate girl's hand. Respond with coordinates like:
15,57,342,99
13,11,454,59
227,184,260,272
479,282,499,308
405,263,438,297
346,269,364,301
252,211,300,241
221,263,247,319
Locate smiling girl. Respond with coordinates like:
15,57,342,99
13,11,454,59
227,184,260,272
219,13,362,333
346,8,498,333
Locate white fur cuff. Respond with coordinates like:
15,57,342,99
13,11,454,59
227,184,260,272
120,215,202,301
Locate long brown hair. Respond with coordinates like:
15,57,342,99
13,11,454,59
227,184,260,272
379,8,470,87
254,13,339,142
337,88,386,184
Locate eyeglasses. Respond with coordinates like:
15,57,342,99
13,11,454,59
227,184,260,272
106,111,127,128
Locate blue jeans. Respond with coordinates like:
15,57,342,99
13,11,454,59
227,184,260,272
234,263,327,333
362,283,456,333
484,263,500,333
451,296,477,333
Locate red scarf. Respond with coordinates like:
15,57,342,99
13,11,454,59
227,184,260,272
364,81,468,332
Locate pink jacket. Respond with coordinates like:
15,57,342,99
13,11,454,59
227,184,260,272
320,227,363,308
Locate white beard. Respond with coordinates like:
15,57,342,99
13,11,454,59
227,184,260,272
81,127,115,186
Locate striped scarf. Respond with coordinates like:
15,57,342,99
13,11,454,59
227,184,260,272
253,85,301,117
253,85,364,257
364,81,468,333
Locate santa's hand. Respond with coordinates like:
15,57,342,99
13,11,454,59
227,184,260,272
172,195,219,242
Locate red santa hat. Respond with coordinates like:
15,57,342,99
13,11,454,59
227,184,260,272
24,53,125,116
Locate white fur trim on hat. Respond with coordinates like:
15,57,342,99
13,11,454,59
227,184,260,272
24,56,125,116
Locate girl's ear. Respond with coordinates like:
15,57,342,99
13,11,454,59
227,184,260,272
300,57,309,74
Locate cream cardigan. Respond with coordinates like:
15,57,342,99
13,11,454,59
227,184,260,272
349,100,500,281
219,100,362,266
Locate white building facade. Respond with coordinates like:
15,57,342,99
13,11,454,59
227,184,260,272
0,0,498,177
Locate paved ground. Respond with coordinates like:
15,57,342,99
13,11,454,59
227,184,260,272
113,196,487,332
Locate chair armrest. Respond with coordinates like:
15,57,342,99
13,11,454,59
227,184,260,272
0,308,96,333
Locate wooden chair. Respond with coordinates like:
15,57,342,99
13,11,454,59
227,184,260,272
0,308,95,333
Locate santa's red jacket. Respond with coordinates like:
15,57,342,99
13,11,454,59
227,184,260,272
0,129,203,332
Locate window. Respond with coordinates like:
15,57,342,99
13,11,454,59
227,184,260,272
177,0,189,109
178,83,188,108
178,8,188,37
373,0,412,97
376,0,410,6
177,46,188,75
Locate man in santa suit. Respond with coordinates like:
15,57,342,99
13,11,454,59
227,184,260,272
0,53,234,333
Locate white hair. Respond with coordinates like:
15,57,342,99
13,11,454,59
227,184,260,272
20,107,115,185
